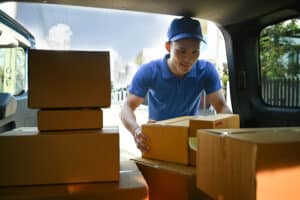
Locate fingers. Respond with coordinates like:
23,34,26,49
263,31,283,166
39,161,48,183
147,119,156,123
134,128,150,152
136,134,150,152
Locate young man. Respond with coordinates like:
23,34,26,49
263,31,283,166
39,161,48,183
120,16,232,152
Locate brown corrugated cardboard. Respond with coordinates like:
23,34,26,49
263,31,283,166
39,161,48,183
0,160,149,200
0,127,119,186
142,123,190,164
156,116,192,124
142,114,239,165
38,109,103,131
189,114,240,165
133,157,212,200
196,127,300,200
28,50,111,108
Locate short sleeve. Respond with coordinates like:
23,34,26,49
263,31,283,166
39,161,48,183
128,64,153,98
204,62,222,94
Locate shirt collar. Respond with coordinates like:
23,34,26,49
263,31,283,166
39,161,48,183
161,54,198,79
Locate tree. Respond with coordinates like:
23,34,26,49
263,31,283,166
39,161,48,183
260,18,300,79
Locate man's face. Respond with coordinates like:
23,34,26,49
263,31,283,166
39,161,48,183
167,38,200,76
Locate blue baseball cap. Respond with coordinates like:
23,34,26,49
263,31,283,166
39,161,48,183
167,17,205,43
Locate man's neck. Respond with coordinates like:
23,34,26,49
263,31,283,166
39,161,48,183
167,58,184,78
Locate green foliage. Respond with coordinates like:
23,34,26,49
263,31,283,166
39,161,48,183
221,63,229,89
0,68,3,91
260,18,300,79
222,73,229,87
135,51,143,66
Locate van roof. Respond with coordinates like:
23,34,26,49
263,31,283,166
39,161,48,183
22,0,299,25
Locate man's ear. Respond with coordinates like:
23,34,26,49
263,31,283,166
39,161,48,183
165,41,171,52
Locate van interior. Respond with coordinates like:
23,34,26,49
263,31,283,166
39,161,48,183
0,0,299,199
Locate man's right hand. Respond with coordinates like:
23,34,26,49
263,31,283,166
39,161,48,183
134,127,150,152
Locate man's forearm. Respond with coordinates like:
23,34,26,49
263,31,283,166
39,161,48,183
219,105,232,114
120,105,140,135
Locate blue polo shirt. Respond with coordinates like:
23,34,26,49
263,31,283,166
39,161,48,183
128,54,221,121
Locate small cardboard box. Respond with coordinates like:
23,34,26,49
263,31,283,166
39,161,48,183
0,127,119,186
196,127,300,200
38,109,103,131
28,50,111,109
142,114,239,165
189,114,240,165
142,120,190,164
134,158,211,200
0,160,149,200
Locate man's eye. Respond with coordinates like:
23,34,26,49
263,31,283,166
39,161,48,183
178,49,185,54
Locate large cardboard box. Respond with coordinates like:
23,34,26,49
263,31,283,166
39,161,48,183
28,50,111,109
142,114,239,165
0,127,119,186
134,157,212,200
38,109,103,131
0,160,149,200
196,127,300,200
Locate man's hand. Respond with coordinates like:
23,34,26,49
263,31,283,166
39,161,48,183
134,127,150,152
207,90,232,114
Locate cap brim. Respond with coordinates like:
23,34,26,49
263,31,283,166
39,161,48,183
170,33,206,43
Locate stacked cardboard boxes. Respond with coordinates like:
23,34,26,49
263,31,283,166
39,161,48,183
135,114,239,200
0,50,119,186
28,50,111,131
196,127,300,200
141,114,240,165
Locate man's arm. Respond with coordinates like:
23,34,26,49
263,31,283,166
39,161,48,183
119,92,149,152
207,89,232,114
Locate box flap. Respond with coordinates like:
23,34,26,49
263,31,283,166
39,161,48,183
202,127,300,143
191,114,239,121
1,127,119,136
132,157,195,176
156,116,192,125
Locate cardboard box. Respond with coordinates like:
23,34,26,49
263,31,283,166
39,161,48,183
28,50,111,109
134,157,212,200
189,114,240,165
142,122,190,164
196,127,300,200
0,160,149,200
38,109,103,131
142,114,239,165
0,127,119,186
